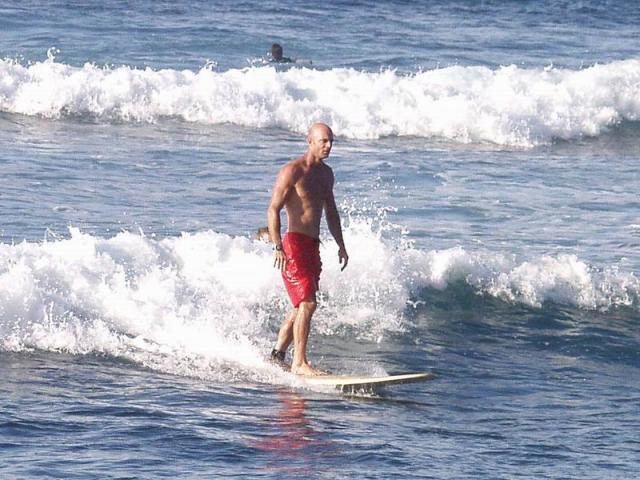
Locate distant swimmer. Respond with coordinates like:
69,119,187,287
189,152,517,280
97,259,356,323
270,43,293,63
267,123,348,376
268,43,312,65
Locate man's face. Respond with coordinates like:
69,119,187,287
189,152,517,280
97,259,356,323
308,128,334,159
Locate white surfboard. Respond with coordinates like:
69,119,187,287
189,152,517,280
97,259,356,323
303,372,435,393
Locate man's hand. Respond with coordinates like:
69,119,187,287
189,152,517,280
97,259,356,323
274,248,287,272
338,246,349,271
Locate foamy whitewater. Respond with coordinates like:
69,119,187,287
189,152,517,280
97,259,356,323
3,52,640,146
1,226,638,365
1,1,639,479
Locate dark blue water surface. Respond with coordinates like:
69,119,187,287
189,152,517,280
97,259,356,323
3,0,640,70
1,1,639,479
2,297,639,479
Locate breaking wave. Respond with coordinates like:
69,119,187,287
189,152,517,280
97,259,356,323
2,52,640,147
0,223,637,373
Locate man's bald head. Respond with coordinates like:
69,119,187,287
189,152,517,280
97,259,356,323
306,123,334,160
308,122,333,138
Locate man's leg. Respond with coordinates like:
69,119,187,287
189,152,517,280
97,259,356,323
290,296,323,375
274,308,297,354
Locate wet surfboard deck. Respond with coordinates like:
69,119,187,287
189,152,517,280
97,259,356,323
302,372,435,393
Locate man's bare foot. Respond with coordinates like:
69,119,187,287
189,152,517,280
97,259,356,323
269,349,291,372
269,357,291,372
291,362,327,376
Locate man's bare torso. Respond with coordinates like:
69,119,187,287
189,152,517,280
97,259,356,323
284,158,334,239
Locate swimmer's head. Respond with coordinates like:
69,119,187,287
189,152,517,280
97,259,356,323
271,43,283,61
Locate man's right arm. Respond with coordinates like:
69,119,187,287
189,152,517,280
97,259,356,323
267,165,292,271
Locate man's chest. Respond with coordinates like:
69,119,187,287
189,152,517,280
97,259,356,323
295,172,330,202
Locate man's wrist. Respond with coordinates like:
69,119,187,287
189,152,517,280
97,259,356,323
274,244,283,251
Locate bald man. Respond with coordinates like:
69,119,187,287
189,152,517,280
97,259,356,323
268,123,349,376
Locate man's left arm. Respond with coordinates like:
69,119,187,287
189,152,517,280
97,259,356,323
325,183,349,271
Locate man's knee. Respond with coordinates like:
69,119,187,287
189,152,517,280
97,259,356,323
298,298,317,313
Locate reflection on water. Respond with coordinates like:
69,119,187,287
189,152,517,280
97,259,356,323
253,391,340,475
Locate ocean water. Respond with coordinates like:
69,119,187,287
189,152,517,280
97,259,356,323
1,1,639,478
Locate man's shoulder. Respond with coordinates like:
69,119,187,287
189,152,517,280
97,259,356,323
280,155,332,177
279,157,305,181
281,156,305,171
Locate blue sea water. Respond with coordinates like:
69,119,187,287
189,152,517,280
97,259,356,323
1,1,639,478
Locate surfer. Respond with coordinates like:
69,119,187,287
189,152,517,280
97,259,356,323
268,43,311,65
269,43,293,63
268,123,348,376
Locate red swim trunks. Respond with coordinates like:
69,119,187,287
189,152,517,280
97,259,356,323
281,232,322,308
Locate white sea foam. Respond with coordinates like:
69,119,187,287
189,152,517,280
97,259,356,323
2,54,640,146
405,246,640,310
0,225,637,381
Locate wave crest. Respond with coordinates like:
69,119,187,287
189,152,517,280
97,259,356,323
2,55,640,146
0,223,637,384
